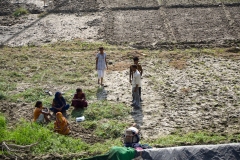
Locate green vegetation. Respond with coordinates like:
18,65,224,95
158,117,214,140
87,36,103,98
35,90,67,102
11,87,47,103
0,114,7,142
0,113,126,158
147,132,228,147
1,41,240,159
0,91,6,100
1,114,240,159
13,7,28,17
84,101,130,121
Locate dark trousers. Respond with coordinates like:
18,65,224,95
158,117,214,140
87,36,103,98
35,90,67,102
139,87,142,101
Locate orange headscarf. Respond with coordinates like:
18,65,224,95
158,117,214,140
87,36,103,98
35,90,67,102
54,112,70,135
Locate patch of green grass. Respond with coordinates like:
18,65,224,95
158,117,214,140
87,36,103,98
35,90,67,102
71,108,86,118
11,88,47,103
52,40,118,52
81,121,97,130
0,91,7,100
0,81,16,92
86,138,123,156
85,101,130,121
95,120,128,139
0,114,7,142
147,131,228,147
5,119,88,154
13,7,28,17
0,116,123,158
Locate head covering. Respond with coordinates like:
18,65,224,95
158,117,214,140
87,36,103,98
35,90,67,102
54,112,70,135
54,92,66,107
56,112,64,123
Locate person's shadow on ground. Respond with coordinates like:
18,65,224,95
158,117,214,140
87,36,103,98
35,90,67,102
71,108,85,118
96,86,108,100
131,107,144,126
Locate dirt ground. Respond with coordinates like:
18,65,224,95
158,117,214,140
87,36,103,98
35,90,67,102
0,0,240,48
1,48,240,160
1,0,240,159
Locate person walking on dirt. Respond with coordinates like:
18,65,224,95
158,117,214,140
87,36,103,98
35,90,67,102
96,47,108,86
131,65,141,108
130,57,143,102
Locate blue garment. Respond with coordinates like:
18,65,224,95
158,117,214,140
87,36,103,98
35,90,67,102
54,92,66,107
50,92,69,113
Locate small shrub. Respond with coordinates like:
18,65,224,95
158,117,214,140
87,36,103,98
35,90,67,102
95,120,128,139
11,88,47,103
0,91,7,100
13,7,28,17
0,115,7,142
85,101,130,120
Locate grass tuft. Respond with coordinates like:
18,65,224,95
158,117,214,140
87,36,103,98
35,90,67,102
84,101,130,121
148,131,228,147
0,91,7,100
0,114,7,142
13,7,28,17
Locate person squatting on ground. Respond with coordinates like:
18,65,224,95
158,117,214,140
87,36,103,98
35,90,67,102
123,123,140,148
33,101,51,123
96,47,108,86
123,123,152,151
130,57,143,102
54,112,70,135
71,88,88,109
50,92,70,117
131,64,141,108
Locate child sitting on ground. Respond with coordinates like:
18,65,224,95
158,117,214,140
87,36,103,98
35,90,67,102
33,101,51,123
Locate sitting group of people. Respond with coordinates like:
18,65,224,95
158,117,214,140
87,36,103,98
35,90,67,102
33,88,88,135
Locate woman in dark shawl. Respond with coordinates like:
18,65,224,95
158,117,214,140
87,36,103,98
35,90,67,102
71,88,88,109
50,92,70,115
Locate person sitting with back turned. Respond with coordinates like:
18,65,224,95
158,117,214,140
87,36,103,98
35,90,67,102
54,112,70,135
123,123,140,148
71,88,88,109
50,92,70,116
33,101,51,124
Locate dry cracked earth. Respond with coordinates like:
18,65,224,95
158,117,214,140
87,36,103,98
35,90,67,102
0,0,240,48
100,50,240,139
